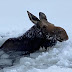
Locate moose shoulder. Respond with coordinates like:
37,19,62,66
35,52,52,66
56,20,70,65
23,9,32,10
0,11,68,54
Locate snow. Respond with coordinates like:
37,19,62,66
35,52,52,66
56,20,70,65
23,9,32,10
27,66,72,72
3,65,72,72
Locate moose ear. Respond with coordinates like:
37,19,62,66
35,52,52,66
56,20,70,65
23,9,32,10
39,12,47,20
27,11,40,24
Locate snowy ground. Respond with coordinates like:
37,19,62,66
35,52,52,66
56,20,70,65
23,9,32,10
0,25,72,72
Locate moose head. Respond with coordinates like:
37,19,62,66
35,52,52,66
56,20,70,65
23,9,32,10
27,11,68,42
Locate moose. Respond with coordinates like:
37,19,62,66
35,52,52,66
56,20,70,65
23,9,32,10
0,11,68,54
